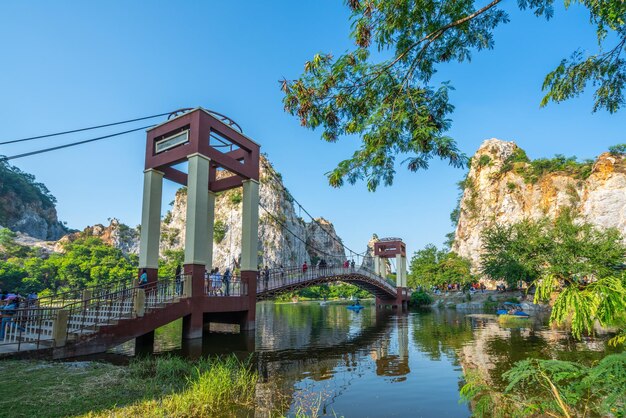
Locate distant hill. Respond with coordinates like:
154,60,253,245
0,158,68,240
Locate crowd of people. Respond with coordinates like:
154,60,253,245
0,290,38,340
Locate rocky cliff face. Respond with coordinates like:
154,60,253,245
360,234,391,274
0,159,68,240
306,218,346,265
58,219,140,254
452,139,626,268
157,156,346,269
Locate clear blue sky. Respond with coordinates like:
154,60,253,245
1,1,624,258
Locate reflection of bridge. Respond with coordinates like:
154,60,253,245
1,265,408,359
1,108,409,359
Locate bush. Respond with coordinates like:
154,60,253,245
483,295,498,311
228,191,242,205
477,154,491,167
410,290,433,307
214,220,227,243
609,143,626,156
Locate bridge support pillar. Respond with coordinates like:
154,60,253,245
183,313,204,340
138,168,163,284
240,271,257,330
240,179,259,331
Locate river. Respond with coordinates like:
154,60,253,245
113,301,615,417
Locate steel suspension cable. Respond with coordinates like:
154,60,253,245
264,170,366,257
3,125,155,161
0,110,187,145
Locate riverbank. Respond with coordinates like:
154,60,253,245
0,356,261,418
428,289,551,313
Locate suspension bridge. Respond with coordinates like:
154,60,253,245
0,108,410,359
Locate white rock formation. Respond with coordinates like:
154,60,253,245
452,139,626,269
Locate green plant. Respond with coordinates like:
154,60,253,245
410,290,433,307
608,143,626,156
214,220,227,243
462,354,626,418
506,182,516,191
228,190,242,205
483,295,498,311
477,154,492,167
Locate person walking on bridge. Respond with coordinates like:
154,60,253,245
302,261,308,274
350,260,355,270
223,268,231,296
139,269,148,289
263,266,270,290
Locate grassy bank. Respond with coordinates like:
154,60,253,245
0,355,259,418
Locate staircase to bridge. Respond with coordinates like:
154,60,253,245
0,265,409,359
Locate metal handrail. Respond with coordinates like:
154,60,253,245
0,307,58,350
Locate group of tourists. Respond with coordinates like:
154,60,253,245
204,267,233,296
301,259,356,274
0,290,37,340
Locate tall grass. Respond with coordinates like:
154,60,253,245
86,355,258,418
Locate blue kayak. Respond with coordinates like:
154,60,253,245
347,305,364,311
496,302,530,317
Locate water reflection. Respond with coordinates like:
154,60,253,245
112,302,614,417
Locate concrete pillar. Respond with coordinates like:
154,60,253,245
241,179,259,271
184,154,210,266
82,289,92,302
134,289,146,317
183,313,204,339
241,179,259,331
395,254,403,288
374,256,381,277
182,274,193,298
138,168,164,282
206,191,216,272
402,256,407,287
52,309,69,348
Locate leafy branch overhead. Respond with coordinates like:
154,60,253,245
281,0,626,190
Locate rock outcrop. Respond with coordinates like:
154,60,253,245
0,160,68,240
58,219,140,254
452,139,626,268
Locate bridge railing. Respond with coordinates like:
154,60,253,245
1,307,58,351
203,274,247,297
256,265,397,294
63,281,139,343
35,276,137,308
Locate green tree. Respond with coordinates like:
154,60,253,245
281,0,626,189
408,244,473,288
480,219,552,287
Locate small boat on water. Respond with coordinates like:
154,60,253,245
496,302,530,317
347,303,364,311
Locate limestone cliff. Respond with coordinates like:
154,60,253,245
159,156,345,269
58,219,140,254
360,234,391,274
0,159,68,240
306,218,346,265
452,139,626,268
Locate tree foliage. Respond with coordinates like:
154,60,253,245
281,0,626,189
481,212,626,342
408,244,474,288
0,229,137,293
